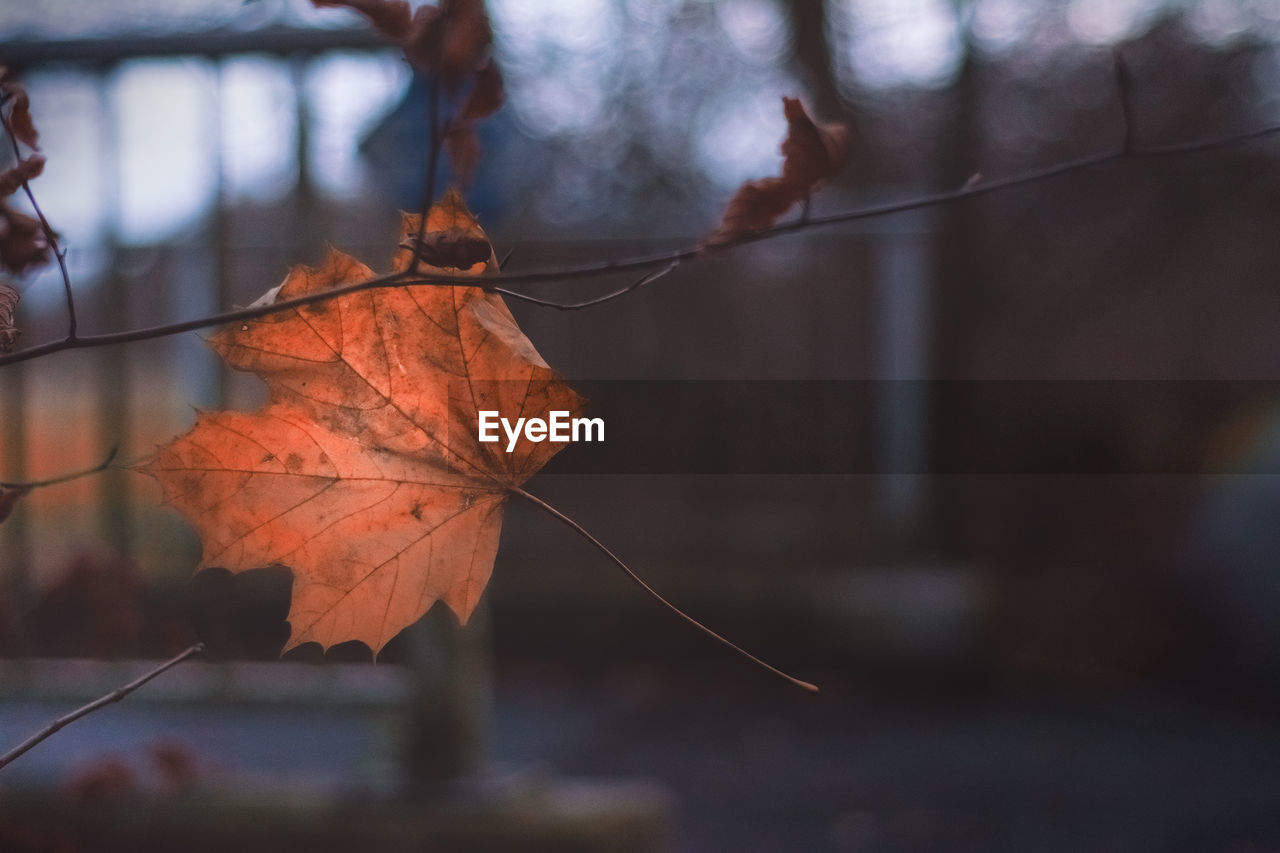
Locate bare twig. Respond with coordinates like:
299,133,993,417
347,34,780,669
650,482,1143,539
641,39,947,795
495,262,680,310
1,117,1279,369
0,643,205,771
0,444,116,489
512,487,819,693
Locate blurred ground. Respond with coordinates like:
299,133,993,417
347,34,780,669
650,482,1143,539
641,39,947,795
3,656,1279,853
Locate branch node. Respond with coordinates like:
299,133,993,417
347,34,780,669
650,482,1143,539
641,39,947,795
512,487,818,693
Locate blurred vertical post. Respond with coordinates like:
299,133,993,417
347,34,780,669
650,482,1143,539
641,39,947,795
875,220,931,539
930,0,980,552
210,57,232,408
1,359,30,641
96,65,133,556
401,603,491,792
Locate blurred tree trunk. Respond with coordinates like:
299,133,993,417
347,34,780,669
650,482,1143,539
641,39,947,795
930,1,981,554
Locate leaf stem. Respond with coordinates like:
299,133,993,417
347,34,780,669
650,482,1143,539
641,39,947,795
511,487,819,694
0,643,205,771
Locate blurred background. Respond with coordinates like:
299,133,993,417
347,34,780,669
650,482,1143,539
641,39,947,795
3,0,1280,850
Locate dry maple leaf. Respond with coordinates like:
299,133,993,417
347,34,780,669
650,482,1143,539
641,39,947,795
140,190,583,655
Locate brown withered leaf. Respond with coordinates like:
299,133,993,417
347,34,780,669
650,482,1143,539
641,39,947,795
439,0,492,82
444,61,503,184
314,0,492,82
458,60,503,122
402,4,445,71
779,96,848,190
0,203,50,274
704,97,849,247
0,281,18,352
310,0,410,41
2,77,38,151
0,154,45,198
0,485,30,525
703,177,795,249
140,189,583,655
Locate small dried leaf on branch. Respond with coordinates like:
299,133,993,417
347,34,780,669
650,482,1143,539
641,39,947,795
402,4,445,70
310,0,411,41
458,60,503,122
444,61,503,184
1,71,39,151
0,154,46,198
0,281,18,352
704,97,849,248
444,126,481,186
314,0,493,82
0,485,30,525
779,96,848,190
0,203,51,274
439,0,493,82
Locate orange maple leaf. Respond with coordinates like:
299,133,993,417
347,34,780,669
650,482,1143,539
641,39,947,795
139,190,583,655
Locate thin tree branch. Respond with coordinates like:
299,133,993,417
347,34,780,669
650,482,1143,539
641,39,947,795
494,262,680,310
0,444,116,489
2,118,1279,369
511,487,819,694
0,643,205,771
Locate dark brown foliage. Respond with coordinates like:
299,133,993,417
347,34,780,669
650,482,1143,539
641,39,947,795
1,68,39,150
0,154,45,198
0,203,51,273
445,60,503,184
312,0,492,81
705,97,849,247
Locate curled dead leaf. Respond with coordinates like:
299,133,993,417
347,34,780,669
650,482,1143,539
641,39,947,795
310,0,411,41
444,61,503,185
439,0,492,82
0,154,45,198
779,96,848,191
0,281,18,352
0,203,50,274
704,97,849,248
314,0,492,82
458,60,503,122
1,72,38,151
